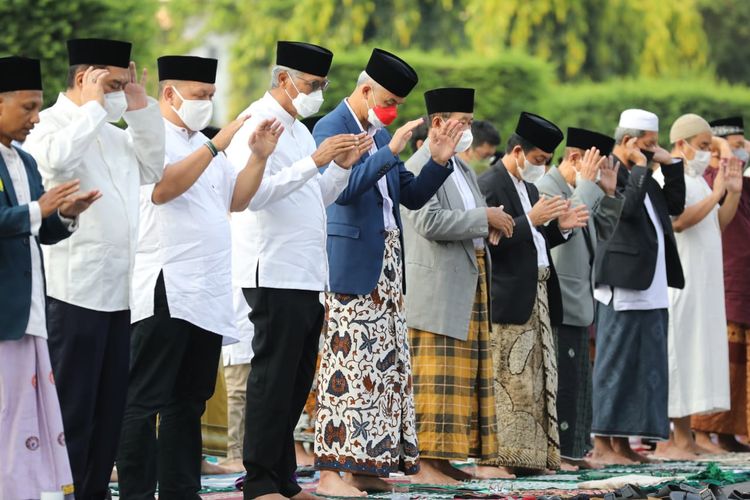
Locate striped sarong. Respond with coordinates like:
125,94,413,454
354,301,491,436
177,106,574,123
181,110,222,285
409,249,498,461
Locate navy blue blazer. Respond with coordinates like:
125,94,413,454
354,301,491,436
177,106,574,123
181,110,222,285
313,100,452,295
1,146,71,341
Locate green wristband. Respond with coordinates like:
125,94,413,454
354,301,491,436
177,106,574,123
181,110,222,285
205,140,218,157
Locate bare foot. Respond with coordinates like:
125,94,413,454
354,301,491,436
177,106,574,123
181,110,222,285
201,459,231,475
472,465,516,479
694,432,729,454
611,439,657,464
564,457,602,470
411,459,460,485
344,473,399,493
559,460,579,472
590,448,637,466
218,458,246,473
654,441,700,461
438,461,473,481
110,466,118,483
316,471,366,497
255,495,287,500
295,442,314,467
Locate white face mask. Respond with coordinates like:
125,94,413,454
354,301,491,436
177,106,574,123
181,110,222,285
285,76,323,118
170,86,213,131
455,129,473,153
684,144,711,177
103,91,128,122
733,148,749,164
517,153,546,183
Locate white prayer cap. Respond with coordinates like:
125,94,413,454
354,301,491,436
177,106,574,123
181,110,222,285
618,109,659,132
670,113,711,143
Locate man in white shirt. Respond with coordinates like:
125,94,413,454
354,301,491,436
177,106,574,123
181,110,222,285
23,38,166,499
115,55,282,499
0,56,100,500
591,109,686,465
225,41,372,500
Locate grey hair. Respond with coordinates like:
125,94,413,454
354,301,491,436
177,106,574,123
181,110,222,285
270,65,302,88
614,127,648,144
357,71,381,90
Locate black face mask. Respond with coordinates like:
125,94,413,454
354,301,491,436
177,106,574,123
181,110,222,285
640,148,655,164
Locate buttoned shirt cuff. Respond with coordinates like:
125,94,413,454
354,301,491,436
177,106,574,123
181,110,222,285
57,211,78,232
28,201,42,236
561,228,572,239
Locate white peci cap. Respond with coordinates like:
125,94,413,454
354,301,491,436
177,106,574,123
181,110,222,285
618,109,659,132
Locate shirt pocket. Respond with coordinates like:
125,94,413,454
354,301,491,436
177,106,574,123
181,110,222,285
327,222,360,239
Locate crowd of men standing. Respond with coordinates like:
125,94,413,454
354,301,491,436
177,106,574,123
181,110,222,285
0,35,749,500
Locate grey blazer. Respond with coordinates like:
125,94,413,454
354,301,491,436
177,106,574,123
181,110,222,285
401,140,491,340
536,167,623,327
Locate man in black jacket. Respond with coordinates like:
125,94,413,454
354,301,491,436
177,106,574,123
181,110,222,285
477,112,588,473
591,109,686,465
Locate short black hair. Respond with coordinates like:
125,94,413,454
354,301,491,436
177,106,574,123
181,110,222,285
66,64,107,88
410,115,430,152
505,132,537,154
471,120,500,148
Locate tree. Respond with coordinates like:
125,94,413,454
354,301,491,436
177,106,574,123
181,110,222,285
698,0,750,85
0,0,159,105
462,0,710,81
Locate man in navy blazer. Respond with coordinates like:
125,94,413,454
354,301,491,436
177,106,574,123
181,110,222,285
311,48,461,497
0,56,100,500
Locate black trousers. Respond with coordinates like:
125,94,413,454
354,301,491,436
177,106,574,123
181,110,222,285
242,287,323,499
555,324,593,459
46,297,131,500
116,273,223,500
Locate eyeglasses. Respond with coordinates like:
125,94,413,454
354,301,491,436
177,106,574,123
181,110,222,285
296,76,330,92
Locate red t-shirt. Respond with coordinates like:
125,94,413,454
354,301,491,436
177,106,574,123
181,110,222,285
705,167,750,326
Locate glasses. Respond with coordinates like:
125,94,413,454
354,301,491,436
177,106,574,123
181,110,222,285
296,76,330,92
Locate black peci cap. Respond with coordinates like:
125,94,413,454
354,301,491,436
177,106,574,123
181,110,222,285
515,111,564,154
710,116,744,137
158,55,218,83
0,56,43,92
67,38,132,68
365,48,418,98
423,87,474,115
276,41,333,77
566,127,615,156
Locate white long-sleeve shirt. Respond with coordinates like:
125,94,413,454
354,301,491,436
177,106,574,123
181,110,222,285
131,119,237,341
24,93,165,312
226,92,351,291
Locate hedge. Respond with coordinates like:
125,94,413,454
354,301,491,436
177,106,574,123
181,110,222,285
541,79,750,147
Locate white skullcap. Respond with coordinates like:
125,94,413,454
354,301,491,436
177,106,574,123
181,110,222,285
618,109,659,132
669,113,712,143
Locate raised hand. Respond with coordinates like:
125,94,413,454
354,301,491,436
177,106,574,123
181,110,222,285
59,189,102,218
598,156,620,196
486,205,514,238
312,134,362,167
558,203,589,230
713,163,727,197
334,133,374,169
651,145,673,166
528,195,568,227
428,119,463,165
624,137,647,166
578,147,601,182
212,115,251,151
80,66,110,107
124,61,148,111
249,118,284,160
388,118,425,156
725,156,743,194
38,180,82,218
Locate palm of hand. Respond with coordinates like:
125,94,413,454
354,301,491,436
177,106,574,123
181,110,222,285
251,132,278,158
